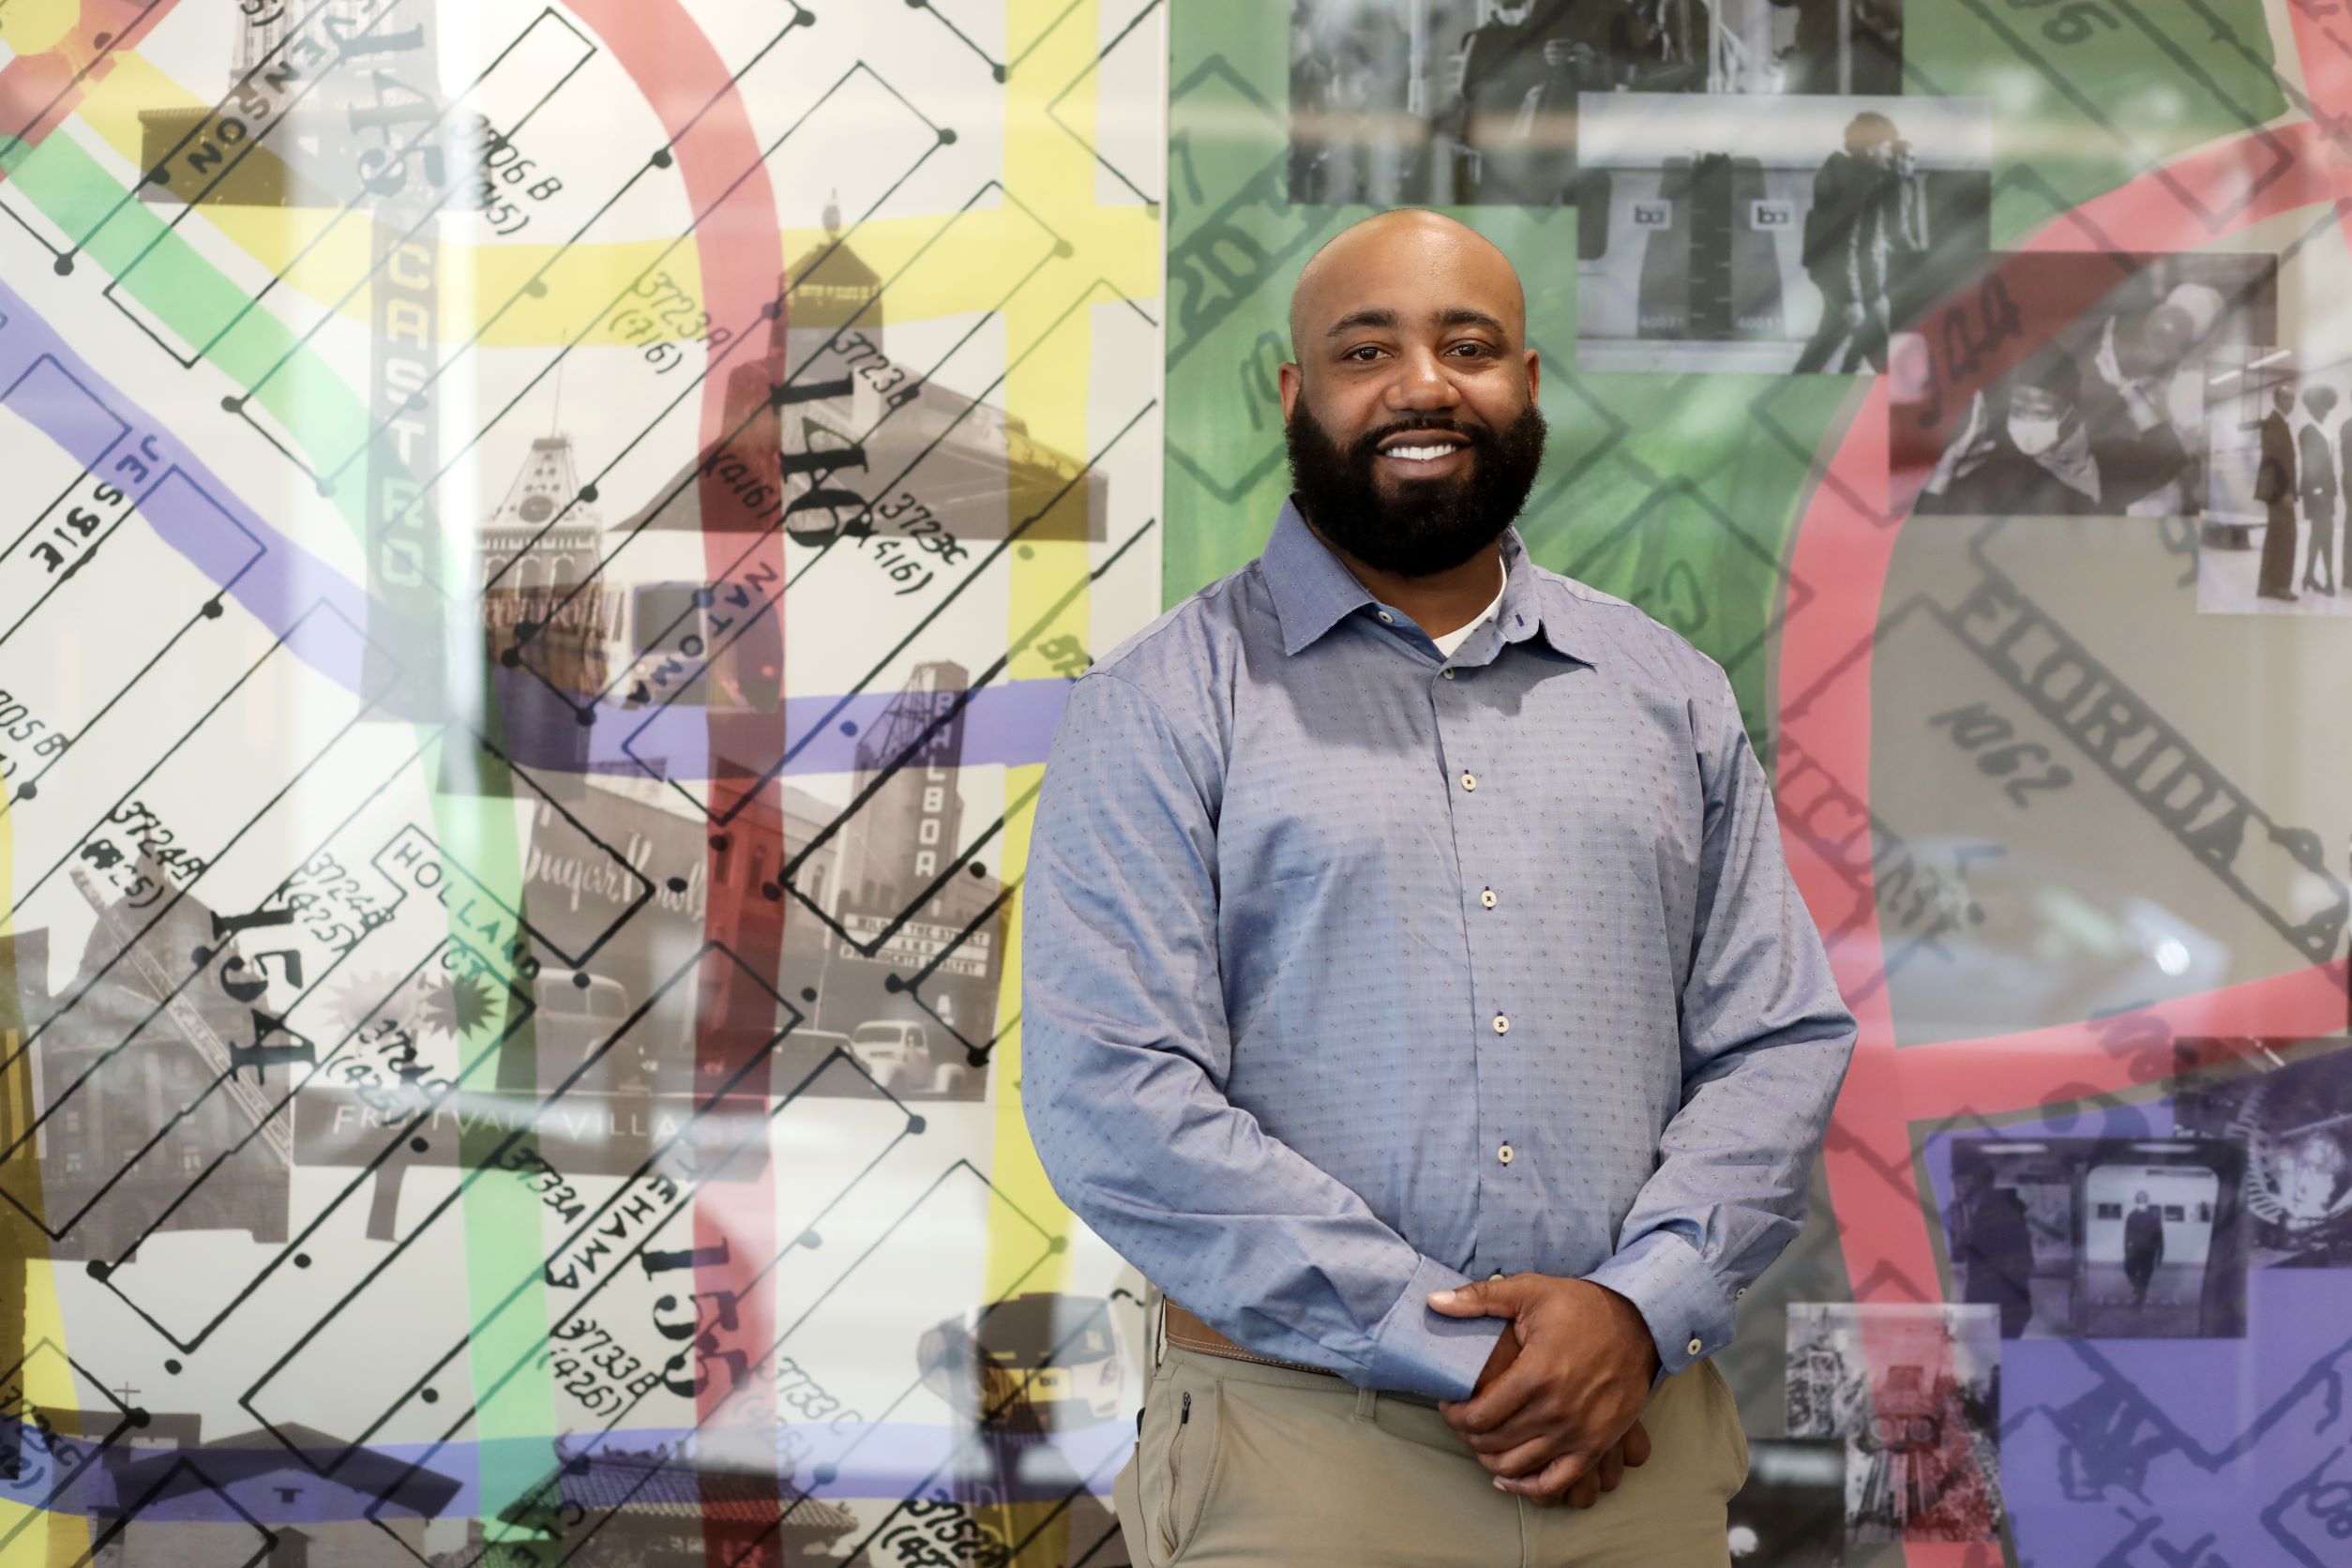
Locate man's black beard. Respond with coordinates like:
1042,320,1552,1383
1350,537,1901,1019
1284,398,1548,577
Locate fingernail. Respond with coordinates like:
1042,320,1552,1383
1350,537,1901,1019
1429,1289,1455,1304
1493,1477,1509,1491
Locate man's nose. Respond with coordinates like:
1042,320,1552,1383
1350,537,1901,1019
1386,348,1462,410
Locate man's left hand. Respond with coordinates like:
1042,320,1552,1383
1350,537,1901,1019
1428,1274,1663,1504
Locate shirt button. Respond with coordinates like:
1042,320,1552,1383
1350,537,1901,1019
1480,888,1497,909
1735,1287,1747,1299
1377,611,1394,623
1687,1336,1704,1356
1460,771,1477,792
1491,1013,1509,1034
1488,1271,1506,1281
1441,668,1455,679
1497,1144,1514,1165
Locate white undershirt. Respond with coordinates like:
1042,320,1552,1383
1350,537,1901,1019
1426,558,1508,658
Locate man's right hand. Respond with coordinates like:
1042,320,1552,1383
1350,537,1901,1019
1463,1326,1651,1510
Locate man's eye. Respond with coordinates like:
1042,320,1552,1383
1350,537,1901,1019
1449,341,1492,357
1343,344,1381,361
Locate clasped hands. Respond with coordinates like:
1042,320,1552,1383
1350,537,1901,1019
1426,1274,1661,1510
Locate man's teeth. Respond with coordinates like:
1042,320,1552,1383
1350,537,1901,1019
1385,444,1461,460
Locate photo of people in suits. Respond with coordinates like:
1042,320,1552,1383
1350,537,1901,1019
2199,349,2352,614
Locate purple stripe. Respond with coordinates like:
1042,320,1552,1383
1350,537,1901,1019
10,1416,1128,1525
0,278,1075,775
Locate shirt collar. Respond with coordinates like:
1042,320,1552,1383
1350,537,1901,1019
1261,496,1591,664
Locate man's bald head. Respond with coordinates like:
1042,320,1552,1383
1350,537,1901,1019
1288,209,1527,361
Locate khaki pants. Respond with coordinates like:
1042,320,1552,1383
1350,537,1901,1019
1112,1328,1748,1566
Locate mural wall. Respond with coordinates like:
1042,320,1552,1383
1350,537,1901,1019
0,1,1162,1563
1168,1,2349,1563
7,2,2352,1566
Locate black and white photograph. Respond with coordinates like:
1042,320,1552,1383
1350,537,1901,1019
1786,1303,2004,1545
1574,92,1988,373
2178,1040,2352,1265
1286,0,1908,208
1944,1136,2249,1340
1726,1439,1847,1566
1898,252,2278,518
2197,350,2352,614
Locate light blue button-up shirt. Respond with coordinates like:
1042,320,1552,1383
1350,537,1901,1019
1020,499,1858,1401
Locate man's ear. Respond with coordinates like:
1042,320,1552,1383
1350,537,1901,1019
1524,347,1541,404
1278,361,1302,422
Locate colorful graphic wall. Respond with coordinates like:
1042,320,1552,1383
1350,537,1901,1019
1170,2,2349,1563
1,2,2348,1566
0,1,1162,1563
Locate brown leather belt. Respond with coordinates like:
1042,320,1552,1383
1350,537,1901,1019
1162,1299,1339,1378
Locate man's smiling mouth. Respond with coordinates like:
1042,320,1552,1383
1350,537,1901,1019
1376,432,1470,468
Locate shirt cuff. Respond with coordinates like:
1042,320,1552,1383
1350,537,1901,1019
1360,1254,1507,1401
1580,1230,1736,1391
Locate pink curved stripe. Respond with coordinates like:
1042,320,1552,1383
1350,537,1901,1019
1778,58,2352,1565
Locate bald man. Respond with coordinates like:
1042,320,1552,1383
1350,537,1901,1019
1023,210,1855,1564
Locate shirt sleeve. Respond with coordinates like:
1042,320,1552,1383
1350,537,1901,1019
1020,669,1505,1401
1580,661,1859,1385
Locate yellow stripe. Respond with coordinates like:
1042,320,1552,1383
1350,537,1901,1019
984,3,1147,1560
73,53,1157,341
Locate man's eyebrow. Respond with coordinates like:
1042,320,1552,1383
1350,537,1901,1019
1437,307,1507,333
1324,308,1399,339
1322,306,1509,339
